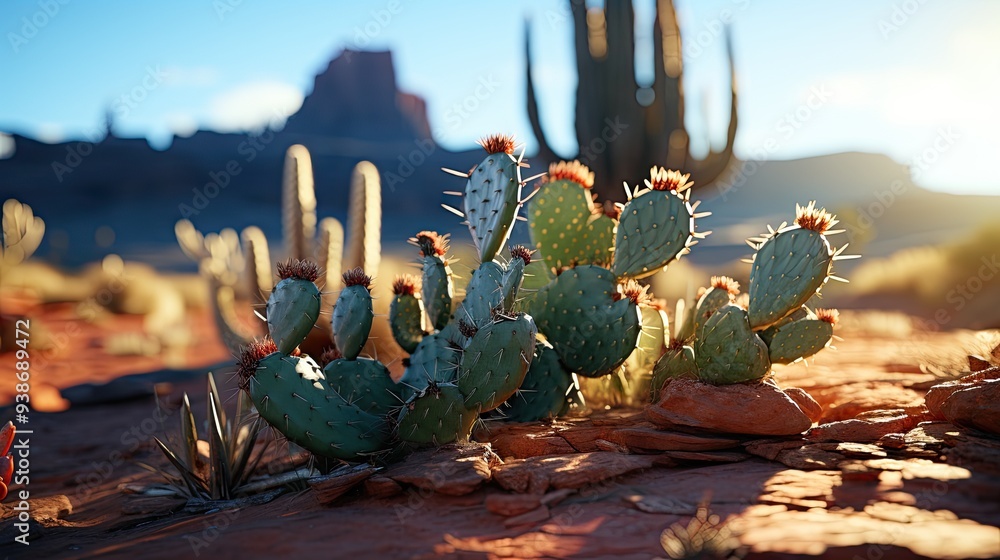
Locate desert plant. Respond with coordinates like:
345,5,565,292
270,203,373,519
652,203,859,398
525,163,709,385
1,199,45,267
525,0,738,201
175,144,381,354
147,373,268,501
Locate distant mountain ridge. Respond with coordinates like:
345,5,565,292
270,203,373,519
1,50,997,270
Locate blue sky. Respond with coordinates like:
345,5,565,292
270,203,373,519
1,0,998,194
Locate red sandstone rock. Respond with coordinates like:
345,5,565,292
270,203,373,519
648,378,812,436
784,387,823,423
940,380,1000,435
808,411,919,443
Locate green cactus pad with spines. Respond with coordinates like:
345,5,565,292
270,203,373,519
748,227,833,330
585,213,616,266
399,331,461,396
501,254,526,311
397,383,478,446
457,313,537,412
497,339,574,422
421,255,453,331
612,188,693,279
758,306,810,346
695,304,771,385
267,277,321,355
455,261,505,328
389,292,423,354
693,287,734,336
464,145,522,263
531,265,641,378
674,297,697,343
331,283,373,360
528,179,595,272
249,352,388,461
323,357,401,416
766,317,834,364
651,344,697,400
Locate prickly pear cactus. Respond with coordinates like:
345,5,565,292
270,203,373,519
528,161,610,272
397,382,478,446
323,355,401,417
531,266,644,377
239,339,389,461
331,267,374,360
266,260,321,354
501,246,532,311
413,231,453,331
612,168,709,280
694,304,771,385
766,308,838,364
747,202,852,330
461,135,527,263
389,275,424,354
398,331,461,397
454,260,506,329
651,342,697,400
456,312,537,412
692,276,740,336
496,339,578,422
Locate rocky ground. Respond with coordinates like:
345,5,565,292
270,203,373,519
0,305,998,559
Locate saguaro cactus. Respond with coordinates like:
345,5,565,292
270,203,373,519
525,0,738,201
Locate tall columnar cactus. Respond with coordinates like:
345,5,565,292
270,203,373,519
651,204,858,394
1,199,45,267
174,145,382,355
525,0,738,202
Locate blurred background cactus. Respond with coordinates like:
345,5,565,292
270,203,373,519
525,0,738,201
175,144,382,356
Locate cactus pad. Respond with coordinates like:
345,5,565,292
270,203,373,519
248,352,388,461
457,313,537,412
766,310,837,364
266,260,322,354
331,269,374,360
397,383,478,446
389,276,424,354
531,265,641,377
464,135,523,263
497,339,575,422
323,357,402,416
651,343,697,400
694,304,770,385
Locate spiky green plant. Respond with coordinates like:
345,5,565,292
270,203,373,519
652,203,859,394
174,145,382,355
147,372,268,501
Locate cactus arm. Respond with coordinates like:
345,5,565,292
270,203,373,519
524,19,557,163
281,145,317,261
241,226,272,306
201,261,256,355
316,217,344,312
344,161,381,277
1,199,45,266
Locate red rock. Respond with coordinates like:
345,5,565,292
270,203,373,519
785,387,823,423
814,382,925,422
492,452,656,494
364,475,403,498
648,378,812,436
808,411,919,443
503,505,550,528
484,493,541,516
386,443,499,496
605,426,741,452
940,379,1000,435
